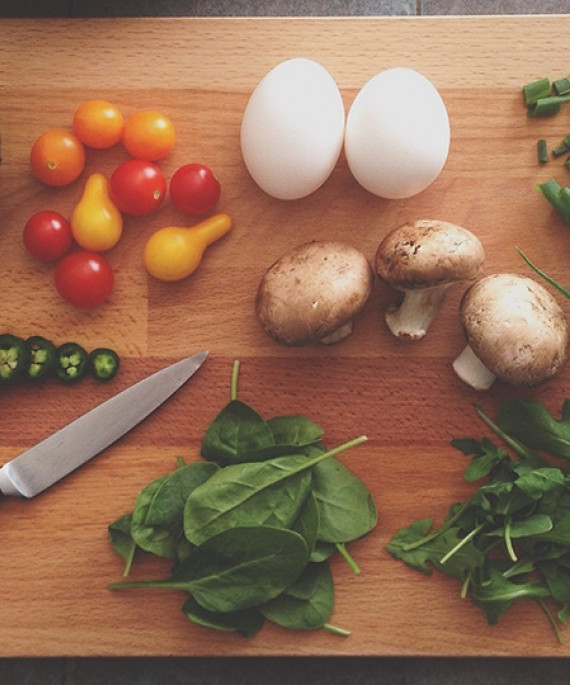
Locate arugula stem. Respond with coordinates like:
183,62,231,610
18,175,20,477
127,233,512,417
474,405,538,461
537,599,564,644
401,500,471,552
460,573,471,599
439,522,485,565
230,360,240,401
517,247,570,300
323,622,351,637
504,519,518,562
335,542,361,575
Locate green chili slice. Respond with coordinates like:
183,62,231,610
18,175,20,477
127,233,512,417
0,334,29,384
55,342,89,383
89,347,120,382
25,335,56,381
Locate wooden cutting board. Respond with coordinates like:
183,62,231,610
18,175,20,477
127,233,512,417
2,15,570,657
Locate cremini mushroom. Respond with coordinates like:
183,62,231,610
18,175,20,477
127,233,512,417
375,219,485,340
452,273,568,390
255,240,373,346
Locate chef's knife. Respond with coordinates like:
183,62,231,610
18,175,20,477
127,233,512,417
0,350,208,498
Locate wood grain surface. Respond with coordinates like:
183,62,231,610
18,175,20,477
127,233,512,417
2,15,570,657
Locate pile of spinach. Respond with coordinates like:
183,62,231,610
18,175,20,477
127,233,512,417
108,361,377,638
387,398,570,643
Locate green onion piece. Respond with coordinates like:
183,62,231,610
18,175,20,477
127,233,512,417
564,134,570,147
537,179,570,226
537,139,549,163
553,77,570,96
528,96,563,117
566,156,570,171
553,143,569,158
523,77,551,105
561,187,570,212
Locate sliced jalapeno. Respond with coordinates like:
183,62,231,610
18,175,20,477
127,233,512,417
89,347,120,382
55,342,88,383
25,335,56,381
0,333,30,384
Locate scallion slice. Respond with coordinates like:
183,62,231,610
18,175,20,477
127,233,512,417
553,77,570,96
537,179,570,226
529,94,570,116
553,143,569,158
523,77,551,105
537,139,549,163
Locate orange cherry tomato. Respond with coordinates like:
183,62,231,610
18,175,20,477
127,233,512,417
30,129,86,187
73,99,125,149
122,110,176,161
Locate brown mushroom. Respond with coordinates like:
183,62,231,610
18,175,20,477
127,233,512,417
375,219,485,340
452,273,568,390
255,240,373,346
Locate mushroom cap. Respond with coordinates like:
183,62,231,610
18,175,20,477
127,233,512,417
460,273,568,386
375,219,485,290
255,240,373,346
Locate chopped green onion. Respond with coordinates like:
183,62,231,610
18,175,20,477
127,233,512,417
528,96,565,117
537,179,570,226
537,139,549,163
553,77,570,96
523,77,551,105
553,143,569,158
564,135,570,147
566,156,570,171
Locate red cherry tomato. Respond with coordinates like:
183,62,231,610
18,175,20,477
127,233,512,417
23,210,73,262
110,159,166,216
54,251,114,308
169,163,221,216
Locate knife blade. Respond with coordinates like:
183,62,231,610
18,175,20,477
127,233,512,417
0,350,209,498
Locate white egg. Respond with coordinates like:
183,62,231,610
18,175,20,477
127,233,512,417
344,67,450,199
240,58,345,200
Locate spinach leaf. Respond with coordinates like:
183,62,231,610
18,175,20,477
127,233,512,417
108,513,138,577
182,596,265,637
260,561,335,631
110,526,309,613
201,399,275,465
290,491,320,557
267,415,324,448
312,458,378,543
184,437,366,546
131,461,219,559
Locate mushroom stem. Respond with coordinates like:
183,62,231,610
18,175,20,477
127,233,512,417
385,286,447,341
320,321,354,345
452,344,497,391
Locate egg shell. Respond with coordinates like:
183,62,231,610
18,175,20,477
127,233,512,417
240,58,345,200
344,67,450,199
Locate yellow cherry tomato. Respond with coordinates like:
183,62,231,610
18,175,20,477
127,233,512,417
71,173,123,252
143,213,232,282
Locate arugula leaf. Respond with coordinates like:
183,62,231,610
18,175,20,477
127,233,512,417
470,564,551,625
498,398,570,461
